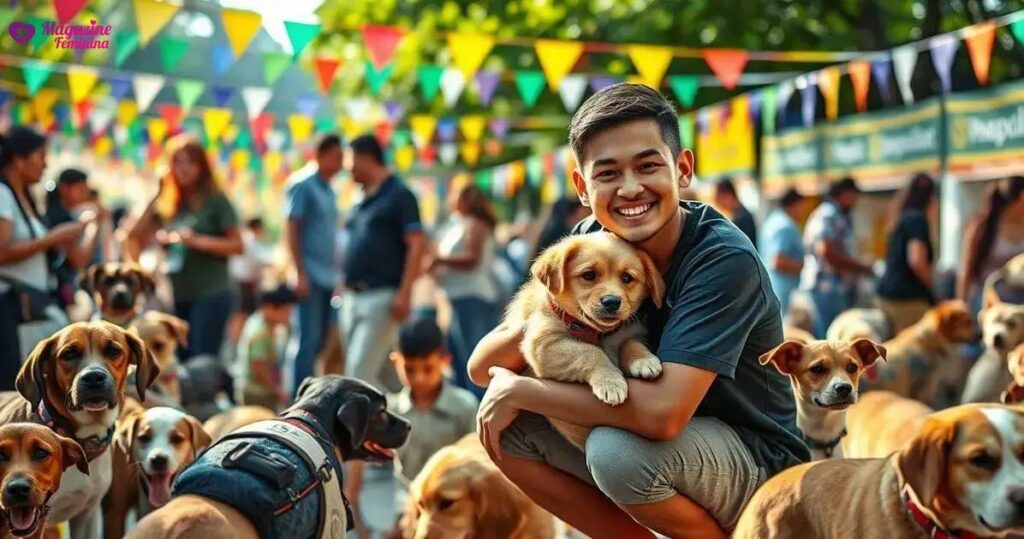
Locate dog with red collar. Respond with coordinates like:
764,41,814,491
502,232,665,448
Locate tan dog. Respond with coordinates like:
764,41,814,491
132,311,190,407
402,434,554,539
962,302,1024,404
760,339,885,460
503,232,665,448
1001,345,1024,404
863,299,977,407
826,307,892,342
0,322,158,539
735,403,1024,539
842,390,934,459
201,405,277,442
80,263,155,328
0,424,88,539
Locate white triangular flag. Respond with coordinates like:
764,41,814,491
113,125,129,146
132,74,165,113
89,97,116,133
241,86,273,120
439,143,458,166
344,97,372,122
892,45,917,104
267,129,287,152
558,74,588,112
441,68,466,109
776,79,795,112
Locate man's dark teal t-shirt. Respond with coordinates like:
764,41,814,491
574,201,809,476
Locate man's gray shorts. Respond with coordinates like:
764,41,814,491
500,412,767,530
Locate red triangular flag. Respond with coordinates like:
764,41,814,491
75,99,93,128
158,104,183,133
375,121,394,147
54,0,89,25
312,57,342,94
251,112,275,144
702,49,749,90
362,25,405,70
964,21,996,86
418,146,436,167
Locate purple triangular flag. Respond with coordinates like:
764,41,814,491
54,103,69,126
0,90,10,109
109,75,132,100
212,44,233,77
590,76,618,93
384,100,405,123
73,46,87,62
871,59,893,104
212,86,233,108
488,118,509,139
437,117,457,142
296,93,320,117
475,71,500,106
929,36,959,94
800,84,817,127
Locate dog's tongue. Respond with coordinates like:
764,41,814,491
8,507,35,532
148,473,173,508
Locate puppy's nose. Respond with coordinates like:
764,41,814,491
1008,487,1024,507
5,479,31,502
996,334,1007,350
600,296,622,312
833,383,853,397
149,454,169,472
80,370,107,389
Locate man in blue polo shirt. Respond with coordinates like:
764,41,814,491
285,133,342,396
341,135,426,391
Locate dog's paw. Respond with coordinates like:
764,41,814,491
591,377,628,406
628,356,662,380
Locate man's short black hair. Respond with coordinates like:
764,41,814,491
350,134,385,165
569,83,680,163
397,317,445,358
260,284,298,306
58,168,88,185
315,133,342,156
828,177,861,198
779,188,804,209
715,178,738,198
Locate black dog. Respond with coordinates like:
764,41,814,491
178,355,235,423
129,375,410,539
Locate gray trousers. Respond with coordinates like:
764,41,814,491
340,288,402,392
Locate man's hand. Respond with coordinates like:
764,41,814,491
477,366,523,463
294,271,310,298
390,291,411,321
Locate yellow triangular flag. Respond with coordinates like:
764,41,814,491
264,151,282,176
626,75,646,86
32,89,60,126
117,100,138,126
341,117,362,142
223,123,239,144
395,146,415,172
133,0,182,46
626,44,673,88
66,67,99,103
459,115,487,143
288,114,313,145
94,136,113,158
229,149,250,170
817,66,841,121
535,40,584,91
221,9,263,58
447,33,494,78
409,114,437,149
460,141,481,166
147,118,169,144
203,108,233,141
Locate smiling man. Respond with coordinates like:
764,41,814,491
468,84,808,538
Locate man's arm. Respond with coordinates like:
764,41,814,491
284,183,309,296
819,239,872,274
467,323,527,386
771,253,803,276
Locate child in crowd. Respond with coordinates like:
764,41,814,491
234,284,297,410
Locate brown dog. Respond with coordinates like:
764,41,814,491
80,263,155,328
1001,345,1024,404
502,232,665,448
402,434,554,539
842,390,934,459
0,322,158,539
735,403,1024,538
201,405,278,442
760,339,885,459
132,311,189,407
0,424,88,539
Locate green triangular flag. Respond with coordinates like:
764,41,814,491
1011,20,1024,48
476,169,492,188
515,71,546,108
678,114,694,150
392,128,411,147
128,118,144,142
248,153,262,173
27,16,48,49
263,52,291,85
174,79,206,111
314,116,336,133
283,21,321,60
22,61,54,96
160,36,189,72
761,86,777,135
668,75,700,108
365,61,394,95
418,65,443,103
235,129,253,150
114,31,140,67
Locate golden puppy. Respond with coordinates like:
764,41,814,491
760,339,885,459
201,405,277,442
1001,345,1024,404
80,263,155,328
402,435,554,539
0,424,88,539
132,311,189,407
842,390,934,459
863,299,977,407
735,403,1024,539
962,302,1024,404
825,307,892,342
503,232,664,447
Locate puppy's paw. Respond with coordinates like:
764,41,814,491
591,377,628,406
628,356,662,380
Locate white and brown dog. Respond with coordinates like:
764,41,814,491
760,338,886,460
962,301,1024,404
0,322,158,539
132,312,190,408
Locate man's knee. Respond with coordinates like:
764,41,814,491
586,427,670,505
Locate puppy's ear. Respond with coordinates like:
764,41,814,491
17,333,59,409
851,338,887,368
184,414,212,456
113,411,142,456
758,340,804,375
471,468,524,539
125,331,160,401
898,416,955,507
159,314,190,347
57,434,89,476
637,250,665,309
982,272,1004,313
295,376,315,399
136,269,157,298
531,240,578,295
335,393,372,450
78,264,102,297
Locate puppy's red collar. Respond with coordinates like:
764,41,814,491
548,301,612,345
903,487,977,539
35,400,111,461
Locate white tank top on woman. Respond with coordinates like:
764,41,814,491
0,184,49,292
436,214,499,302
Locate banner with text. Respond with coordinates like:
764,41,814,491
947,79,1024,181
696,95,756,181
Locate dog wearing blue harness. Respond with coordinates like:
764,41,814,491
128,375,411,539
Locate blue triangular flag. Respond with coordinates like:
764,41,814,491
437,117,457,142
109,75,132,100
212,44,234,76
296,93,319,117
871,58,893,104
212,86,234,107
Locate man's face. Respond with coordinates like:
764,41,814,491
317,146,343,180
572,119,693,244
391,352,447,398
61,182,90,207
345,150,373,185
836,190,859,211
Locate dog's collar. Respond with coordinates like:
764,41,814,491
35,400,111,461
548,301,615,345
902,487,977,539
803,428,847,458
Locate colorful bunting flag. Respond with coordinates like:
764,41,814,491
212,44,234,76
158,103,183,132
221,9,262,58
89,97,115,133
159,36,189,72
475,71,500,106
107,75,131,100
21,61,54,96
284,21,321,60
929,35,959,93
418,65,444,103
459,115,486,143
871,59,893,104
343,98,371,121
436,118,457,143
365,61,394,95
817,66,840,121
147,117,169,145
589,76,619,93
626,45,673,88
440,68,466,108
54,0,89,25
394,146,415,172
964,21,996,85
132,73,165,112
410,115,437,149
114,31,140,66
892,46,917,104
847,61,871,112
515,71,546,108
174,79,205,112
204,108,233,141
702,49,749,90
799,77,817,127
362,25,405,69
668,75,699,108
447,33,494,78
558,74,588,112
26,17,48,50
66,66,99,103
488,118,509,139
418,146,436,167
133,0,181,46
263,52,291,85
32,89,59,129
116,100,138,127
384,101,405,123
241,86,272,119
1011,19,1024,48
534,39,584,91
373,120,394,146
439,143,458,166
211,86,233,107
460,142,481,166
296,93,319,118
313,57,341,93
73,99,92,127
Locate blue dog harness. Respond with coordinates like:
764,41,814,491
172,412,351,539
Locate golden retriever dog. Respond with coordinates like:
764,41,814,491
502,232,665,448
402,434,554,539
132,311,189,408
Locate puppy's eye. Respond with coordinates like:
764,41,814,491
60,348,82,362
969,452,999,471
104,344,123,359
621,273,635,284
137,433,151,445
0,451,8,463
846,363,859,374
150,343,166,353
809,364,827,375
581,270,597,281
438,498,455,511
32,448,50,461
1008,320,1018,330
